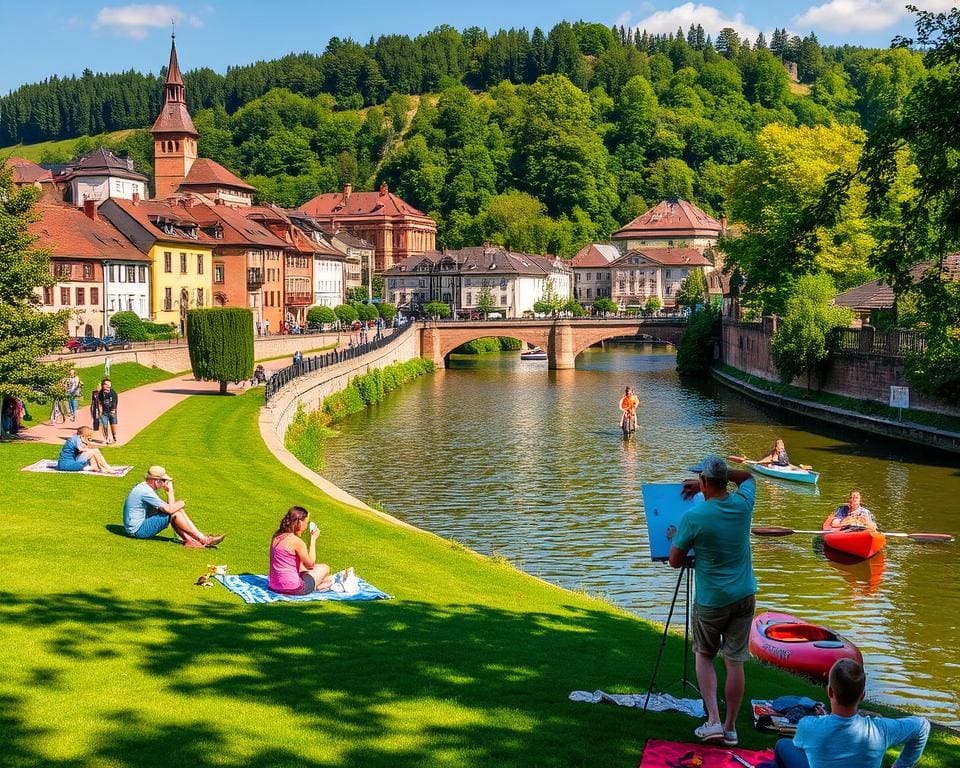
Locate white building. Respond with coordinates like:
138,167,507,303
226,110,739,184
104,259,152,326
59,148,149,207
570,243,619,304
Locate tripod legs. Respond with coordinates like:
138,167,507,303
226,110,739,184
643,565,695,711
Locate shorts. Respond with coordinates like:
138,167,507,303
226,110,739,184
273,572,316,596
693,594,756,662
57,457,90,472
101,412,118,426
130,513,172,539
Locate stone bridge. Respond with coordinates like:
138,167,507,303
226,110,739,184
420,318,687,369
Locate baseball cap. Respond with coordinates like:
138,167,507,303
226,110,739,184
145,465,172,481
687,455,729,482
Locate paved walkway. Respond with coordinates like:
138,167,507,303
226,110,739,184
22,374,264,447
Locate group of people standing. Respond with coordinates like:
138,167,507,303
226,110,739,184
666,453,927,767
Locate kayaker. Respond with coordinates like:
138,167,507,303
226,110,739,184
728,438,790,467
765,658,929,768
619,386,639,433
829,491,878,532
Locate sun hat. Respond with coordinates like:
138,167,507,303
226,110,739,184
145,465,172,481
687,454,729,482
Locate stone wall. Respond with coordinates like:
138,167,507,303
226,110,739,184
720,319,960,417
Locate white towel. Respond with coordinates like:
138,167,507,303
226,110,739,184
569,690,705,718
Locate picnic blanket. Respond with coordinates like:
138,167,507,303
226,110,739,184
21,459,134,477
213,573,392,603
752,698,826,735
640,739,774,767
570,690,705,718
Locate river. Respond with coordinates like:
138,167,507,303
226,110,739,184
322,344,960,726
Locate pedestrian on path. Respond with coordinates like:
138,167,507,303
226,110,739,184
97,378,119,444
65,369,82,422
90,382,102,432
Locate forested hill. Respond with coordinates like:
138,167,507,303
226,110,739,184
0,21,924,260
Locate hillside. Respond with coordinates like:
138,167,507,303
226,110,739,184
0,130,135,163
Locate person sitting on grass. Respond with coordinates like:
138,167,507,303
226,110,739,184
830,491,878,532
766,658,929,768
269,506,356,595
57,426,117,473
123,466,225,548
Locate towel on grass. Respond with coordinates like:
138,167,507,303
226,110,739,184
21,459,134,477
640,739,774,767
214,573,392,604
569,690,705,718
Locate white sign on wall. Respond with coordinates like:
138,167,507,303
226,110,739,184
889,386,910,409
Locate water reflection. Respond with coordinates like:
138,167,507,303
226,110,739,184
322,344,960,726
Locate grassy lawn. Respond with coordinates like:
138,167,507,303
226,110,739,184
1,392,956,767
0,130,135,163
717,364,960,435
21,363,175,428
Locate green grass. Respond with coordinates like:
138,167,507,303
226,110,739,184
1,391,956,766
717,364,960,434
22,363,175,427
0,130,134,163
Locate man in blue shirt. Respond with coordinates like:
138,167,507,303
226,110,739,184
123,465,225,548
769,659,929,768
669,455,757,746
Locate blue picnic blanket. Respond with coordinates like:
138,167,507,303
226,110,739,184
213,573,392,603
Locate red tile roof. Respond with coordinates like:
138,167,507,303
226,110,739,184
189,202,287,248
613,199,723,240
297,183,434,224
103,197,219,247
165,37,184,87
616,247,713,267
571,243,621,268
31,203,150,261
5,157,53,184
834,255,960,311
179,158,256,191
152,100,198,136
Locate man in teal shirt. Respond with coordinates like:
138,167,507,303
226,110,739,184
670,455,756,747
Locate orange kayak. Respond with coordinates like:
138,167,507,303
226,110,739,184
822,515,885,559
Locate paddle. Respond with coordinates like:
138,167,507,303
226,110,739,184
729,456,814,471
752,526,954,543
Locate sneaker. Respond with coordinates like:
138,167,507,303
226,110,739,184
204,534,226,547
694,722,724,742
723,730,738,746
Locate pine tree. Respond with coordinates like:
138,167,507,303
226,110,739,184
755,31,767,50
0,166,70,403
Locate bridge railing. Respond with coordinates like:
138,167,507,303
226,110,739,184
422,312,688,323
263,324,412,403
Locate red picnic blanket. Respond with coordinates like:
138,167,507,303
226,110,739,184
639,739,774,768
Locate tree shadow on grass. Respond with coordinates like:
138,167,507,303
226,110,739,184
0,589,705,768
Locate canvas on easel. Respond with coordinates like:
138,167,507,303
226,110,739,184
641,483,697,561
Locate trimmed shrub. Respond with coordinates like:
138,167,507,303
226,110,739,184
361,303,379,322
307,305,337,327
378,303,397,323
110,311,148,341
334,304,358,325
186,307,254,394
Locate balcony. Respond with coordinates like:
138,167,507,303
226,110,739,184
285,291,312,306
247,268,264,290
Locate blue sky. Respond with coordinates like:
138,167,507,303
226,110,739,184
1,1,950,94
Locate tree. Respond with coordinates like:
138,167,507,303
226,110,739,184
564,299,586,317
360,303,379,322
592,297,618,316
644,296,663,313
186,308,254,395
676,305,719,377
307,305,337,328
109,310,148,341
675,268,708,307
424,300,452,319
0,167,69,403
770,274,853,387
346,287,367,302
334,303,358,326
533,278,564,316
377,302,397,324
476,285,496,317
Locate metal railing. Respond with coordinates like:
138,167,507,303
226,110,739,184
831,326,926,357
263,323,413,403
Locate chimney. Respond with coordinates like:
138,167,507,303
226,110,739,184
379,181,388,196
132,191,140,205
720,215,728,236
343,183,352,199
83,199,98,222
214,198,224,206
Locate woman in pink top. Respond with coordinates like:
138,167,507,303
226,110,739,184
268,506,334,594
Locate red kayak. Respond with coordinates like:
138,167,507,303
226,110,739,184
750,611,863,682
822,515,886,559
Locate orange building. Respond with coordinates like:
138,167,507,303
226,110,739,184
151,36,199,200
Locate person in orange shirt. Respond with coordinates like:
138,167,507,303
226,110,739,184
619,386,639,435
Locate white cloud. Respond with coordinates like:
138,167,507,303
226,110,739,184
626,2,760,41
93,4,203,39
794,0,957,34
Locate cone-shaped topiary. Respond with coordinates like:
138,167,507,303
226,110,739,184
186,308,254,394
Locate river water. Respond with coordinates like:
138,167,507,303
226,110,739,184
322,345,960,726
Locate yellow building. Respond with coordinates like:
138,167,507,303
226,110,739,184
99,197,214,333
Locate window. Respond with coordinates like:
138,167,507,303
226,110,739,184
109,265,115,282
596,272,602,281
214,265,224,284
619,281,625,291
139,266,147,283
180,253,187,274
197,254,204,274
164,288,172,311
61,287,70,305
575,273,581,282
196,288,204,307
466,292,472,305
76,287,85,305
666,270,672,278
83,264,93,279
164,252,172,273
57,263,72,279
586,288,592,299
43,286,53,305
91,287,99,305
127,266,136,283
500,294,507,305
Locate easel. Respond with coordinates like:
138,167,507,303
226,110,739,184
643,561,699,711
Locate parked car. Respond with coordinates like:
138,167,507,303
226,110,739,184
77,336,104,352
65,337,82,353
102,336,132,351
349,320,364,331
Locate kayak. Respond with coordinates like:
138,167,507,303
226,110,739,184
822,515,886,559
751,462,820,485
520,347,547,360
749,611,863,682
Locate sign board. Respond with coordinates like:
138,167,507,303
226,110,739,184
641,483,698,562
889,386,910,410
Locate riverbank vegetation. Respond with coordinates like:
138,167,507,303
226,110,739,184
2,381,957,766
453,337,523,354
675,305,720,378
285,358,435,470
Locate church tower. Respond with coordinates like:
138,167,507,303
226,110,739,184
151,34,199,199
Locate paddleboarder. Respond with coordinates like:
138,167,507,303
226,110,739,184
619,386,639,435
829,491,878,532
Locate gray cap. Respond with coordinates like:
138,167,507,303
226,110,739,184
687,454,729,482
